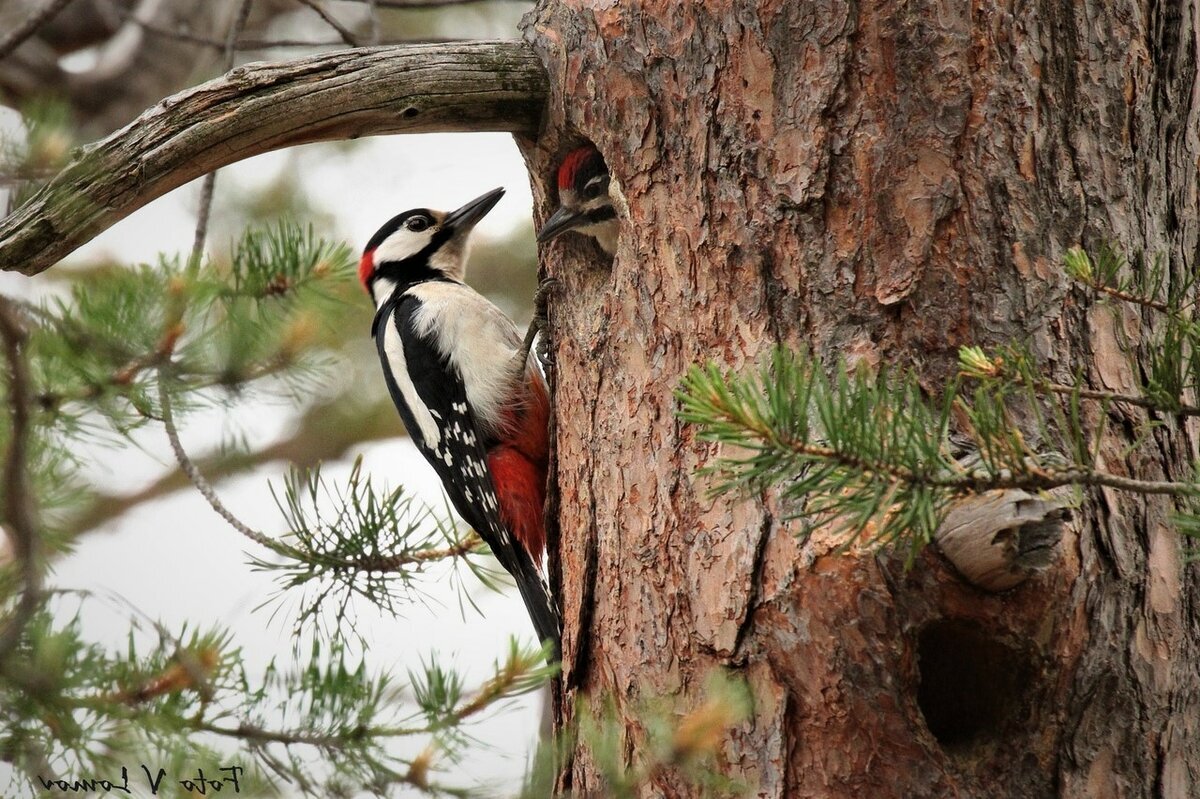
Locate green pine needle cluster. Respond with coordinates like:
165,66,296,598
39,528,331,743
253,457,499,645
30,219,352,435
0,607,266,796
677,348,955,557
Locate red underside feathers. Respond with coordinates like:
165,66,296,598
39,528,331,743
488,447,546,561
489,371,551,561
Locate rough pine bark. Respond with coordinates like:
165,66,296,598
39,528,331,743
518,1,1200,797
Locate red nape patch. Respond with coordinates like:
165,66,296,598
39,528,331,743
358,250,375,291
557,146,596,190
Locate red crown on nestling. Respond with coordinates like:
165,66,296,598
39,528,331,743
557,146,600,190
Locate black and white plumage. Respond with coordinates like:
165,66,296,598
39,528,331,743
361,187,560,654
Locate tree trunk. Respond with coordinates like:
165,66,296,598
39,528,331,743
519,1,1200,796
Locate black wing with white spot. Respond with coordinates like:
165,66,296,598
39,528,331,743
373,294,560,652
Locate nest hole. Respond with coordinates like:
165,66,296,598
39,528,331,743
916,620,1032,749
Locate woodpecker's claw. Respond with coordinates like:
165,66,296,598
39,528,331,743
520,278,559,369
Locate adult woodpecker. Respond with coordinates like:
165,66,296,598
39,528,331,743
536,145,620,255
360,187,560,654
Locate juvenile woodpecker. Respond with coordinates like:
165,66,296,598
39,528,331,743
536,146,620,255
360,187,559,653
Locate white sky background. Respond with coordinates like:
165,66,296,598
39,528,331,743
0,2,550,792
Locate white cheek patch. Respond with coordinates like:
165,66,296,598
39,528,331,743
373,229,434,265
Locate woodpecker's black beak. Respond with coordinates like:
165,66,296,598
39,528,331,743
536,205,586,244
443,187,505,232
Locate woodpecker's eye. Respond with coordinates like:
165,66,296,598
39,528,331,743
583,176,608,199
406,216,431,232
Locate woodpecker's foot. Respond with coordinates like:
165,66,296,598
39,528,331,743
520,278,559,369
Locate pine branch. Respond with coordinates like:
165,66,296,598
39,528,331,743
1033,380,1200,415
1,605,546,797
678,346,1200,557
349,533,483,571
0,42,546,275
191,722,471,797
0,296,41,663
252,460,505,642
753,436,1187,496
439,639,553,725
34,356,285,416
1063,244,1183,316
196,719,386,748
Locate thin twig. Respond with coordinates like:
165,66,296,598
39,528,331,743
0,296,41,663
294,0,360,46
345,533,482,572
65,397,400,538
189,0,256,264
157,366,278,550
1034,379,1200,416
0,0,76,62
770,437,1190,496
1086,280,1172,315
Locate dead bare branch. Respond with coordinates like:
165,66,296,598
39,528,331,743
0,41,546,275
0,0,76,62
294,0,360,46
